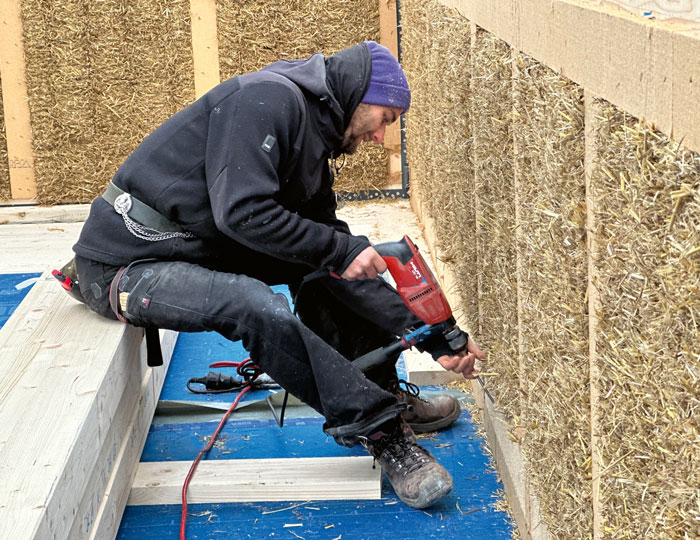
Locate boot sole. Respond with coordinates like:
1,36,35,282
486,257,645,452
407,402,461,434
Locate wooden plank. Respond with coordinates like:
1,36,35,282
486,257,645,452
0,203,90,224
378,0,401,152
190,0,220,98
584,90,603,540
0,273,177,540
86,330,177,540
70,330,176,540
589,0,700,22
438,0,700,155
378,0,403,184
127,456,381,506
0,0,37,200
0,222,83,273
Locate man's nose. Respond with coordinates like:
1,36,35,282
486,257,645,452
371,124,386,144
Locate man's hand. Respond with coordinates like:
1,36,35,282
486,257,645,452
436,337,487,379
341,246,387,281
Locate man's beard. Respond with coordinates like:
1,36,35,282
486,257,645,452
340,134,360,155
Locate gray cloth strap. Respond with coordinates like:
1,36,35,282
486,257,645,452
102,181,187,234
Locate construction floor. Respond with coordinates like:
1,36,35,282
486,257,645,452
0,200,515,540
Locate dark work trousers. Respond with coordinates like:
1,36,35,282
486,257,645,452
74,255,422,446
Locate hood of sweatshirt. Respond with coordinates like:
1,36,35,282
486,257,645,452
262,43,371,155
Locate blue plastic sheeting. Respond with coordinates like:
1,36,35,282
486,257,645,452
118,410,514,540
141,417,366,462
0,273,41,329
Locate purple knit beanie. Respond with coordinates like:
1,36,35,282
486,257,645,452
361,41,411,112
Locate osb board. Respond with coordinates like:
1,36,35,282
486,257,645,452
0,82,10,200
590,100,700,539
20,0,195,204
215,0,388,193
401,0,479,334
469,28,520,415
512,54,591,539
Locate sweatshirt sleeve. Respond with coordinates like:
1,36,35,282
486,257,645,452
206,81,370,273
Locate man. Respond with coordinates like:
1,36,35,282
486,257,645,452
72,41,486,509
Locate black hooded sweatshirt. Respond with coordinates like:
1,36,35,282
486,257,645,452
73,43,374,274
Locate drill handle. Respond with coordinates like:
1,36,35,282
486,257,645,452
352,340,407,373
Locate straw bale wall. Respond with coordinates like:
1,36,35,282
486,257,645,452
20,0,194,205
0,84,9,200
401,0,479,366
6,0,386,204
591,102,700,538
402,0,700,538
512,55,590,538
469,29,521,416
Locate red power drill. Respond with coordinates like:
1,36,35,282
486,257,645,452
353,235,468,372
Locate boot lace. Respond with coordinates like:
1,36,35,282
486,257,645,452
396,379,428,403
369,426,431,477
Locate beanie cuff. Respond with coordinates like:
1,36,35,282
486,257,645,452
361,83,411,111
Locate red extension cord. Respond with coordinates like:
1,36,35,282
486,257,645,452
180,359,260,540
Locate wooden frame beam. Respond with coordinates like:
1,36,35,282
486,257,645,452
0,0,37,200
190,0,220,98
378,0,403,185
127,456,381,505
440,0,700,154
584,90,603,540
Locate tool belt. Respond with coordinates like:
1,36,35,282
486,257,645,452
102,181,196,241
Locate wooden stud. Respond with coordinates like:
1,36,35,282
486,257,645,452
0,203,90,224
127,456,381,505
190,0,221,98
0,0,37,200
378,0,402,185
86,331,177,540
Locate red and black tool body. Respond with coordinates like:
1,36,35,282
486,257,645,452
352,236,468,372
376,235,453,325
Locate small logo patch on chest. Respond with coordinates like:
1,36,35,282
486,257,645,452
261,135,277,153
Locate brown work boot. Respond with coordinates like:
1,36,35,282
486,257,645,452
390,380,461,434
362,420,453,509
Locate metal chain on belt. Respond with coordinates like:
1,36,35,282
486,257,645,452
114,193,196,242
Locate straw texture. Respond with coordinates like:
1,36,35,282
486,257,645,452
20,0,195,204
513,54,590,539
591,100,700,539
